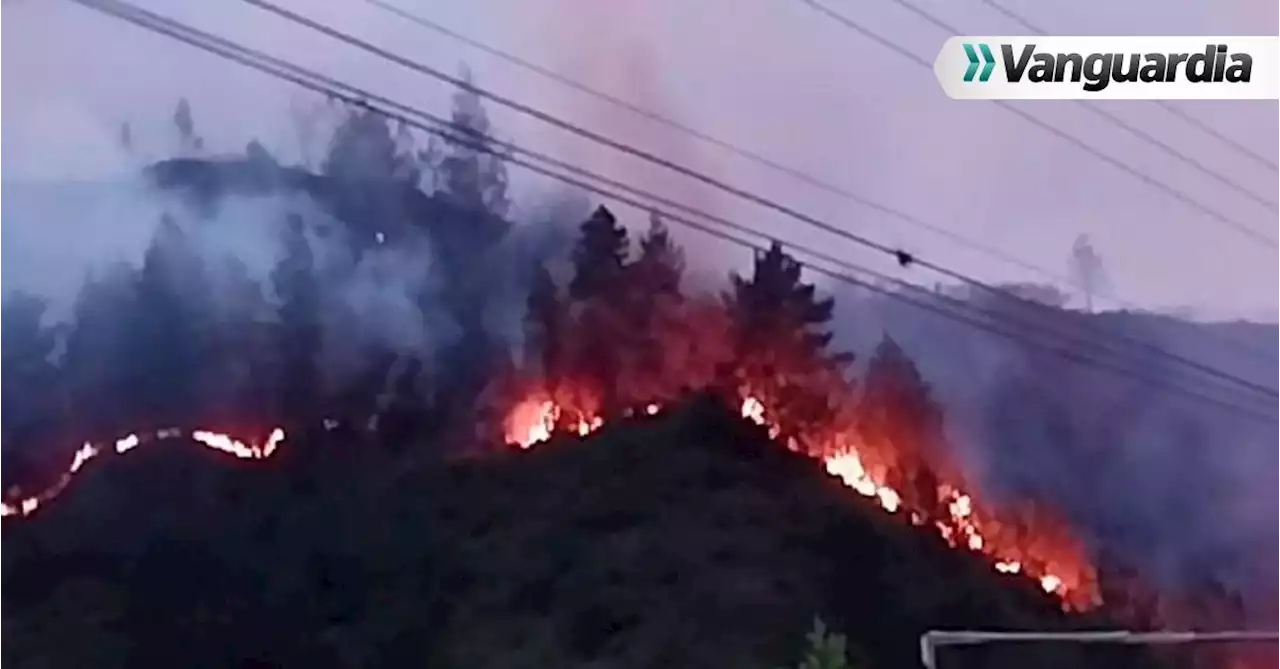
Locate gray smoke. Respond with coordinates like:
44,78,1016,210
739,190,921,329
3,176,446,374
830,280,1279,622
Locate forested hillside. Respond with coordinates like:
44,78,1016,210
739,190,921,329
2,74,1274,669
1,396,1198,669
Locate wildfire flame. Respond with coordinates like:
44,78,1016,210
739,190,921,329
503,392,1101,611
2,427,286,520
5,390,1100,612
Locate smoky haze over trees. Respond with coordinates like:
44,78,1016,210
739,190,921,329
1,62,1276,666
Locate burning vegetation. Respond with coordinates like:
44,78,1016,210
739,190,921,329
496,206,1100,612
2,197,1101,613
1,427,284,519
2,86,1270,668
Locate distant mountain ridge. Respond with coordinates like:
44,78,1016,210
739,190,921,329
834,287,1278,621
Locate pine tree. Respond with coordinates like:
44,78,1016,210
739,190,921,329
1,292,59,400
272,214,322,424
1,292,63,487
172,98,204,156
523,262,564,382
724,242,851,448
433,64,510,224
131,215,209,427
565,205,632,413
376,357,429,453
205,256,273,423
426,65,512,327
624,211,687,401
728,242,839,358
1069,234,1108,313
289,94,335,171
322,105,407,184
859,336,947,521
63,264,140,438
632,210,684,297
391,120,422,186
407,69,513,419
569,205,630,301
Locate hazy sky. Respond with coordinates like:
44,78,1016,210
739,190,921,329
4,0,1278,319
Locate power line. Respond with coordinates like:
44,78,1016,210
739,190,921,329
61,0,1280,420
799,0,1279,247
231,0,903,258
231,0,1280,384
360,0,1089,295
67,0,1280,417
854,0,1280,361
880,0,1277,212
798,0,1280,370
975,0,1280,174
361,2,1278,373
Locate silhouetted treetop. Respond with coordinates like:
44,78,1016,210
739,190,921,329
323,106,412,184
728,241,841,362
433,64,511,225
570,205,630,302
172,98,204,156
632,210,684,297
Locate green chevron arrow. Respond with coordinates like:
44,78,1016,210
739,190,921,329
962,43,996,82
962,43,980,81
978,43,995,81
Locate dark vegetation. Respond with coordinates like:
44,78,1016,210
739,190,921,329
2,68,1274,668
5,396,1173,669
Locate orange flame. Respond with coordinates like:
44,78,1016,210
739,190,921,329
8,393,1100,611
502,391,616,448
502,392,1100,611
2,426,286,520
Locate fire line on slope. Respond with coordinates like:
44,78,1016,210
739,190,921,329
1,427,286,519
4,392,1098,614
502,391,1099,612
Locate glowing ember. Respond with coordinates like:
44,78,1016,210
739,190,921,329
995,560,1022,574
116,434,141,454
502,391,1100,611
